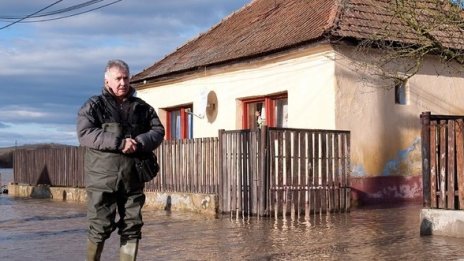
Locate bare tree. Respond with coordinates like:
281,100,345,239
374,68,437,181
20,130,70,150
337,0,464,86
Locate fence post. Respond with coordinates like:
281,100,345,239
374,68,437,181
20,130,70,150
258,125,269,216
421,111,431,208
218,129,225,213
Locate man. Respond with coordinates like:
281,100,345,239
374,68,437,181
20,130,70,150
77,59,165,261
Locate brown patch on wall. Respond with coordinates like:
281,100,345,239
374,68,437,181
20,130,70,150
355,135,422,177
351,175,423,206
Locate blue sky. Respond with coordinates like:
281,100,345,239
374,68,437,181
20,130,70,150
0,0,250,148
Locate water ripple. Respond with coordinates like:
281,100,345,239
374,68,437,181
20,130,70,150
1,198,464,260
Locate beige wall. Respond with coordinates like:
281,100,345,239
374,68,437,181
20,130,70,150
334,45,464,177
137,44,337,138
136,43,464,178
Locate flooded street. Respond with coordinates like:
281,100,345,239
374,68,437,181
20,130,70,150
1,168,464,260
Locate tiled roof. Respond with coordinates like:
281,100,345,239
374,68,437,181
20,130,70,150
132,0,464,83
131,0,338,83
333,0,464,50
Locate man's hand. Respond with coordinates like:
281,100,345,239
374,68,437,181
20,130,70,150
122,138,138,154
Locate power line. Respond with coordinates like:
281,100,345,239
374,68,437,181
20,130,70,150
17,0,123,23
0,0,104,20
0,0,63,30
0,0,123,28
25,0,104,18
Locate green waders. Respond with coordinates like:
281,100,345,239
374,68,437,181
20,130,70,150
85,149,146,260
120,240,139,261
86,239,104,261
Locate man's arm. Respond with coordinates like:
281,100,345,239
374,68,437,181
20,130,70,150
134,106,165,152
76,99,124,151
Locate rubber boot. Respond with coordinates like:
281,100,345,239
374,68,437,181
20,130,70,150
86,239,104,261
119,240,139,261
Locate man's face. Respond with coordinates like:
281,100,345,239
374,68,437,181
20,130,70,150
105,67,130,98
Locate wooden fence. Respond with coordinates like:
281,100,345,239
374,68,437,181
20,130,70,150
421,111,464,210
13,127,350,216
144,138,219,193
219,127,351,218
13,138,219,193
14,146,85,187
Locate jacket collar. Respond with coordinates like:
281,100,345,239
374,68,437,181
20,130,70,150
102,86,136,102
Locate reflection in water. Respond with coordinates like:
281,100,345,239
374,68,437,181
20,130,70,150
1,195,464,260
0,168,13,188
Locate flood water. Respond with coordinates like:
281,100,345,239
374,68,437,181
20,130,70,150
1,168,464,260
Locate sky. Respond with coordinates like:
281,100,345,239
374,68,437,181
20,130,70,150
0,0,250,148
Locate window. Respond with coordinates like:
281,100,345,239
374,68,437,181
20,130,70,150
274,97,288,127
242,93,288,129
395,80,408,105
166,105,193,140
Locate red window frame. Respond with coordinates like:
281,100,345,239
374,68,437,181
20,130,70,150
165,105,192,140
242,93,287,129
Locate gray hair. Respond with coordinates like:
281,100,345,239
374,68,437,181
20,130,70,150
104,59,130,79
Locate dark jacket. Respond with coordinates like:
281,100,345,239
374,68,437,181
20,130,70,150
76,87,165,188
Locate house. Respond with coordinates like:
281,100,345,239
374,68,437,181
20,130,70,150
130,0,464,205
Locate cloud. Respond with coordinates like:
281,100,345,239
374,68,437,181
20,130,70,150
0,1,249,74
2,109,46,118
0,122,78,147
0,106,43,119
0,0,250,147
0,104,77,125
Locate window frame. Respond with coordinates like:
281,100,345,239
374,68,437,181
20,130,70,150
165,105,193,140
242,93,288,129
395,80,408,105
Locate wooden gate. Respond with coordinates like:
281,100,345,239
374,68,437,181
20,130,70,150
421,111,464,210
218,129,267,217
219,127,351,217
268,128,351,217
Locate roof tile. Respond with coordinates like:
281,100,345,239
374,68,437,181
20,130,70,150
132,0,464,83
132,0,338,82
